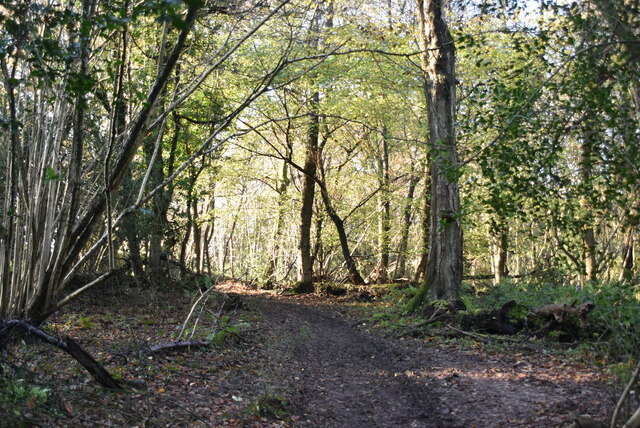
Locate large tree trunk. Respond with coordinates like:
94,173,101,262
112,25,146,284
591,0,639,284
416,0,462,300
296,97,319,293
143,23,172,281
295,1,332,292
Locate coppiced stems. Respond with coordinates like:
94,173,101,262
0,2,201,322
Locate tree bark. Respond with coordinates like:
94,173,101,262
317,160,366,285
376,127,391,283
296,96,319,293
491,221,509,285
265,158,290,284
120,172,146,284
311,213,325,278
413,162,431,283
619,220,636,282
396,172,419,279
295,1,332,292
3,320,121,389
580,129,597,282
415,0,463,300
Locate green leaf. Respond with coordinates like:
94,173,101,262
45,167,60,181
212,330,226,346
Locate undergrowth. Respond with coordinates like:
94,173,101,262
366,280,640,370
462,279,640,364
0,371,49,428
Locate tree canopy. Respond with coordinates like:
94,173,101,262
0,0,637,320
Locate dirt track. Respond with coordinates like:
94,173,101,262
241,289,613,427
254,295,441,427
18,282,613,427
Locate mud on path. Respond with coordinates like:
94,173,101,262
252,295,439,427
226,284,614,428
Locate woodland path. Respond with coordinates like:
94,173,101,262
225,283,614,427
16,282,614,427
252,294,440,427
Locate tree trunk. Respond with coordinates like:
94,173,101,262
491,221,508,285
581,131,597,282
143,131,170,280
120,172,146,284
265,158,290,284
317,167,366,285
143,23,171,281
413,162,431,282
296,97,319,293
619,222,636,282
311,214,325,277
112,25,145,284
295,1,332,292
376,127,391,283
416,0,462,300
396,172,419,279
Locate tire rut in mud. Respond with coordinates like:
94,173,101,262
253,296,441,427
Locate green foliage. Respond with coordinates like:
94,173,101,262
581,283,640,362
206,315,251,347
44,167,60,182
464,280,640,362
244,393,290,420
461,279,575,312
0,374,49,428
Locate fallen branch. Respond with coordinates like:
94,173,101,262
445,324,523,345
532,301,595,327
611,359,640,428
411,313,449,328
567,412,607,428
144,340,210,355
624,406,640,428
2,320,121,389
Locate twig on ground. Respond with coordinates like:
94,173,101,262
143,340,210,356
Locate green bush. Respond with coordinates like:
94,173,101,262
580,282,640,362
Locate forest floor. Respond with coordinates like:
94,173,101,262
5,280,617,427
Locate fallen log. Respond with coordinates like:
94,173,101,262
144,340,210,355
2,320,121,389
460,300,523,335
532,301,595,327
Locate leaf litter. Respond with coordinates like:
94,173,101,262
3,280,618,427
